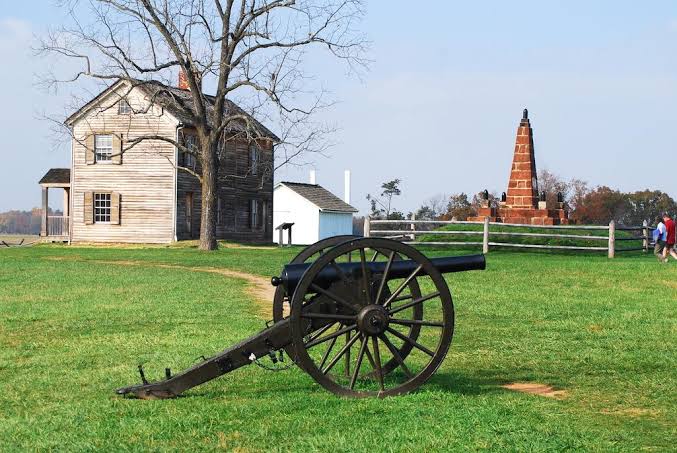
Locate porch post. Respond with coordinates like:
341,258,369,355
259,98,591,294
41,187,48,237
63,188,70,218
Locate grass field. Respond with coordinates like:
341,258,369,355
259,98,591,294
0,243,675,451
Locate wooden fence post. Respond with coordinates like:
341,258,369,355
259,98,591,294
642,220,648,253
410,214,416,241
608,220,615,259
363,216,371,238
482,216,490,254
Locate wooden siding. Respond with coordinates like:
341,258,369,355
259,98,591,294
176,136,274,242
71,85,178,244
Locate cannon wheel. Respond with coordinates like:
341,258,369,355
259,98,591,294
289,238,454,397
273,236,424,377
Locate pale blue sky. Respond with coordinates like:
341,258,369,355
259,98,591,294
1,1,676,213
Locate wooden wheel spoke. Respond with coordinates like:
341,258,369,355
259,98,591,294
329,260,350,284
319,335,339,370
375,251,396,306
370,250,380,262
321,331,361,375
389,291,441,316
359,248,373,305
371,336,385,391
391,293,414,303
379,334,414,378
305,324,356,349
364,341,377,371
310,283,357,313
306,322,336,344
390,318,444,328
349,335,368,390
382,264,423,308
386,327,435,357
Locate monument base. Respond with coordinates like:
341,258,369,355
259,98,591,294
468,206,569,225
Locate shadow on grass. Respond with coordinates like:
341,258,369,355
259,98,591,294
424,370,507,396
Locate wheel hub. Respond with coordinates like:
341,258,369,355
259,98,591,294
357,304,390,336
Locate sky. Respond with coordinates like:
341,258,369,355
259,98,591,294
1,1,677,214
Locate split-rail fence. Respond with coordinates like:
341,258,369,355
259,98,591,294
364,217,652,259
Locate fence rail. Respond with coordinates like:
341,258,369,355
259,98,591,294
364,217,651,259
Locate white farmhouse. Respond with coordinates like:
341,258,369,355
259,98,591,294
273,173,358,245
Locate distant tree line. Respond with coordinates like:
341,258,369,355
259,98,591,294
0,208,62,235
414,170,676,226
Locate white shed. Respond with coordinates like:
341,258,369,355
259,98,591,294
273,181,358,245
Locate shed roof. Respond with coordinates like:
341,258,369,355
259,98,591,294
279,182,358,213
65,79,279,142
39,168,71,186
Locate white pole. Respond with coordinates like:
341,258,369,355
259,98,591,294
309,170,316,185
608,220,615,259
483,216,490,254
410,213,416,241
364,216,371,237
344,170,351,204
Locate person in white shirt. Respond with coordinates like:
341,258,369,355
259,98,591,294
653,216,668,262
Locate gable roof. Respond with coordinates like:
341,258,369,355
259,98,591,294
278,182,358,213
65,79,279,142
39,168,71,186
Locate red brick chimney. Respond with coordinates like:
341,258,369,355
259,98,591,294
178,69,190,90
505,109,539,209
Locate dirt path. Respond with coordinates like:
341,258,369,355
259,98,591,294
45,257,276,318
502,382,567,399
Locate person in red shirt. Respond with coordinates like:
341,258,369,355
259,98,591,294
662,213,677,261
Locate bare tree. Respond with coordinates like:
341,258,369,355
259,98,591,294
37,0,367,250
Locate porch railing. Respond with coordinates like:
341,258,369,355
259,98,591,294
47,216,70,237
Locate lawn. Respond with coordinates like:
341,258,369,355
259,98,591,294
0,243,675,451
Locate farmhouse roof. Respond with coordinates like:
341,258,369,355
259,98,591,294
39,168,71,186
65,79,280,142
279,182,358,213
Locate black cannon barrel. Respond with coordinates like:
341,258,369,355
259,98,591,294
274,254,486,294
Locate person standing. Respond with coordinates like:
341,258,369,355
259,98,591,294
662,213,677,261
653,216,667,262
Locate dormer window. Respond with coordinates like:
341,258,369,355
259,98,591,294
118,98,132,114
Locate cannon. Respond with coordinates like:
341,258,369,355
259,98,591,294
116,237,486,399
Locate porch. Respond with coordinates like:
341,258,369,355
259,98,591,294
38,168,71,242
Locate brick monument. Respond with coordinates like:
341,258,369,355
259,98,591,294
469,109,568,225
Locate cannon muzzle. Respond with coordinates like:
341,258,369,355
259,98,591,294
275,254,486,294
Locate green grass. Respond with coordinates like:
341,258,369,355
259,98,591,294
0,244,675,451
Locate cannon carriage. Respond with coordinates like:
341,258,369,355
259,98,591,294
116,237,485,399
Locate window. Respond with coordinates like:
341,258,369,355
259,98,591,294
94,193,111,223
95,134,113,162
250,199,259,229
181,135,197,169
249,144,259,175
118,99,132,114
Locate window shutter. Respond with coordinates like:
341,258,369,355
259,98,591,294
248,200,254,229
111,192,120,224
84,192,94,224
85,135,95,165
112,134,122,164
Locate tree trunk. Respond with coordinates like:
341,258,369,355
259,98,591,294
199,141,218,250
